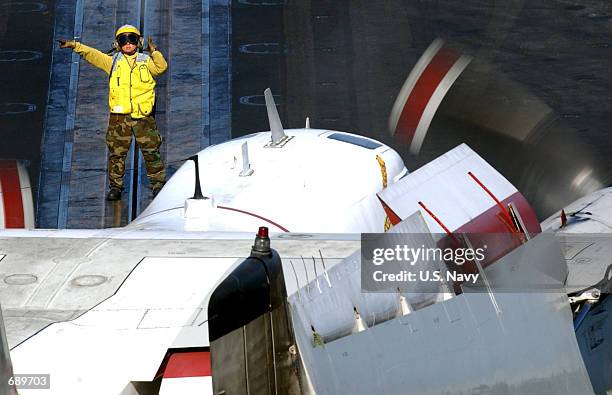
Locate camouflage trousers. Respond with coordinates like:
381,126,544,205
106,114,166,190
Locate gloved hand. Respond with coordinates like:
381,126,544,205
57,39,76,49
145,36,157,53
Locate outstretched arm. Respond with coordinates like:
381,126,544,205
57,39,113,74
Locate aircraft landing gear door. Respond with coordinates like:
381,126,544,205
208,229,307,395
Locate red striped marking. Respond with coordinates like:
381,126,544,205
217,205,289,232
377,189,540,269
395,45,460,143
467,171,514,230
0,160,25,228
377,195,401,226
162,351,211,379
457,191,541,235
452,191,541,268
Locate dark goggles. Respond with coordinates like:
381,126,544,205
117,33,139,46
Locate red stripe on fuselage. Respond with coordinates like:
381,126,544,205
217,205,289,232
395,46,460,143
163,351,211,379
0,160,25,228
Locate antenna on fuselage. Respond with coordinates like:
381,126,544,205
239,142,254,177
188,155,205,200
264,88,292,147
305,117,310,129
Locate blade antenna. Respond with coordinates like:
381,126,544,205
188,155,205,199
239,141,254,176
264,88,290,146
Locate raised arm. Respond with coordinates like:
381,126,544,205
144,36,168,77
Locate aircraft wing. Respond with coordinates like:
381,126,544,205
540,186,612,293
557,233,612,294
0,229,359,394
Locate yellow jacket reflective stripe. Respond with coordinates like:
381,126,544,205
73,42,168,118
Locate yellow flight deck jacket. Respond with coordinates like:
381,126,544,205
73,42,168,118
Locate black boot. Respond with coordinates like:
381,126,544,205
151,182,165,198
106,187,122,201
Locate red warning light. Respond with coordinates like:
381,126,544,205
257,226,269,238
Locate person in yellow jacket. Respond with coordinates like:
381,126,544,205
58,25,167,201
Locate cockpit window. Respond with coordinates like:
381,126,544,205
327,133,382,149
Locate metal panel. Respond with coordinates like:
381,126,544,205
244,314,274,394
290,233,595,394
211,327,247,395
209,245,306,394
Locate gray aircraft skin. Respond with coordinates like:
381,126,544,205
208,213,608,395
0,225,608,395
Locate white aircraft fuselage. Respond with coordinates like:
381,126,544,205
133,128,407,233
